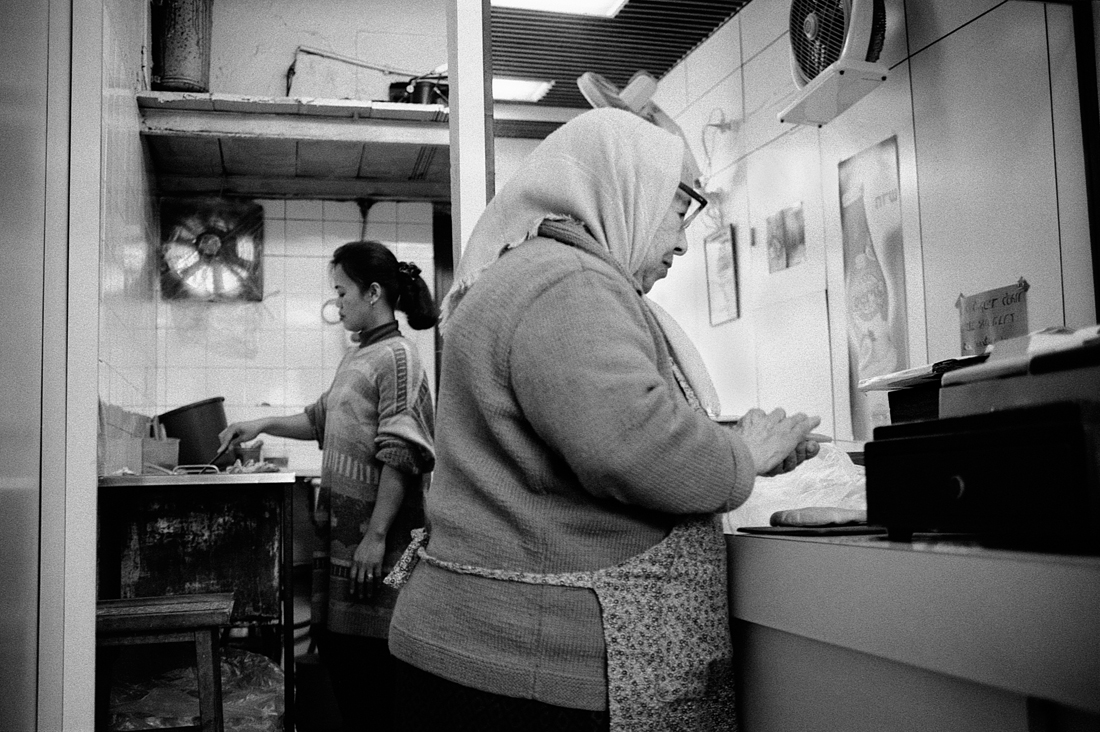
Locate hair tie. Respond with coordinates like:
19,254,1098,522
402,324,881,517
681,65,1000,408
398,262,421,280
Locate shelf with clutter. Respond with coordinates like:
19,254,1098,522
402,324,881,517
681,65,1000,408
136,90,451,202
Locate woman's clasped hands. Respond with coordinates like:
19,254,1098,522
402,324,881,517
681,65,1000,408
734,407,821,476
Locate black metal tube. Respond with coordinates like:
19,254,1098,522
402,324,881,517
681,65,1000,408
1070,0,1100,321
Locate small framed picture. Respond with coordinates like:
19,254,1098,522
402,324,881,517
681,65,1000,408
766,202,806,273
703,224,740,326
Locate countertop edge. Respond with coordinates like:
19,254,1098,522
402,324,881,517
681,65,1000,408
726,532,1100,714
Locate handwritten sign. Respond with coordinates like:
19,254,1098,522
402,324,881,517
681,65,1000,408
956,278,1029,355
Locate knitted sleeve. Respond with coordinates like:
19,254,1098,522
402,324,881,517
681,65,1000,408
303,393,328,449
373,341,436,475
509,268,754,514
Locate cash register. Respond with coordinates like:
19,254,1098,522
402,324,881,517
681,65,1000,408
864,326,1100,553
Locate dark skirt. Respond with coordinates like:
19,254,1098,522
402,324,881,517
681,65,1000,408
316,630,395,732
392,658,610,732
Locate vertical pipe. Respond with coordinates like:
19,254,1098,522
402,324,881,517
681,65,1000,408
1072,1,1100,319
446,0,496,267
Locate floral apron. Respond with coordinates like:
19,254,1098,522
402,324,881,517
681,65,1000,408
386,514,736,732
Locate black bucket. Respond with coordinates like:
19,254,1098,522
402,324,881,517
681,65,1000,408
412,79,448,105
157,396,230,466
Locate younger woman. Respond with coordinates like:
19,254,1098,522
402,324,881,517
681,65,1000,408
219,240,437,732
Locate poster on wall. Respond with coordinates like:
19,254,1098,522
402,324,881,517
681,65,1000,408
956,278,1030,355
838,136,908,439
765,202,806,273
704,225,740,326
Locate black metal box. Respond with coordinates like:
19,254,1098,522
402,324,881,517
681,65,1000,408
865,400,1100,553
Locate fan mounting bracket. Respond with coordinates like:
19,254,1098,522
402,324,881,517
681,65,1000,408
777,57,888,127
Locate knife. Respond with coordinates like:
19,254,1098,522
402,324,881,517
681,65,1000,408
209,440,233,466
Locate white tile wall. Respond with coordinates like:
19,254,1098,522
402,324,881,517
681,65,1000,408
98,0,158,416
737,0,789,63
903,0,1003,57
642,0,1093,440
156,199,438,473
685,18,742,103
911,1,1067,362
752,290,835,420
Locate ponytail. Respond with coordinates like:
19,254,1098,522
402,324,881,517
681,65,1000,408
395,261,440,330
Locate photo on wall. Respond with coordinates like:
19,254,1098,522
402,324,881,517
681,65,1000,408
765,202,806,273
704,224,740,326
838,136,909,439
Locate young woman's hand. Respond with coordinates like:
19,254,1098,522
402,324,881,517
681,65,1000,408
734,407,821,476
217,420,263,455
351,531,387,599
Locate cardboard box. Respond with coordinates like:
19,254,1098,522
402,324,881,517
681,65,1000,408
98,436,143,475
142,437,180,472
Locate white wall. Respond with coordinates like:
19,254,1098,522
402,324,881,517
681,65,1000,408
1,0,52,727
642,0,1095,441
209,0,448,100
99,0,159,417
495,136,542,193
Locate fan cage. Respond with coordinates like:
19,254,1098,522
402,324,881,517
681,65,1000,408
790,0,850,84
159,198,265,302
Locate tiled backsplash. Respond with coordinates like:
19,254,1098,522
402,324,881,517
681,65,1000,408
155,198,437,473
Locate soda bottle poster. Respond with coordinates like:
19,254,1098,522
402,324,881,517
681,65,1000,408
838,136,909,439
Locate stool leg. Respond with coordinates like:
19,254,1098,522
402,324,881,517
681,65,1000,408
194,629,224,732
95,645,119,732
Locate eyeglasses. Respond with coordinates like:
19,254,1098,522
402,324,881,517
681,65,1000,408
677,182,708,231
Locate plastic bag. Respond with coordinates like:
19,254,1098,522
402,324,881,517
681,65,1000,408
108,647,284,732
721,443,866,533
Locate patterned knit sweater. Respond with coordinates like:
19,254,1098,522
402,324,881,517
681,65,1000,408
307,324,435,639
389,223,755,709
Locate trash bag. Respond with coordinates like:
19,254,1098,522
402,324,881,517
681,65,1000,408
721,443,865,533
108,646,284,732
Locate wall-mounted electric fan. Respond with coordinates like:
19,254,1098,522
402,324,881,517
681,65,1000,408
777,0,887,127
160,197,264,302
577,70,703,185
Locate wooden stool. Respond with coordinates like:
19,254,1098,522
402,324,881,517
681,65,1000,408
96,593,235,732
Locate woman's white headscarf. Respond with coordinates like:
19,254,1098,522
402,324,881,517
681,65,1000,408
442,107,721,416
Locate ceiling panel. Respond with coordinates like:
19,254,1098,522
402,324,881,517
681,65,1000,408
297,139,364,178
222,138,297,178
357,143,429,179
147,136,223,177
489,0,748,109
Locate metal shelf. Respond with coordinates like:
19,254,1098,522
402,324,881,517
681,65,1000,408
137,90,451,201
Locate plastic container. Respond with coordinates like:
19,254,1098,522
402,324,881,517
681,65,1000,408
157,397,230,466
237,443,263,464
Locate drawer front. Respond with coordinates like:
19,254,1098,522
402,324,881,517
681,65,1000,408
866,417,1095,550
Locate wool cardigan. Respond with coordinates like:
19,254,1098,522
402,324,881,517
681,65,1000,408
388,222,756,711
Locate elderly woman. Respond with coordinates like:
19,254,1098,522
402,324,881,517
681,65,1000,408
388,108,819,732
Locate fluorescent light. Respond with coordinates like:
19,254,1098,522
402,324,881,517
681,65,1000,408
490,0,629,18
493,77,555,103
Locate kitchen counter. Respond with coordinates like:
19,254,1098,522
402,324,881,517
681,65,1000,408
726,532,1100,731
99,470,298,488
